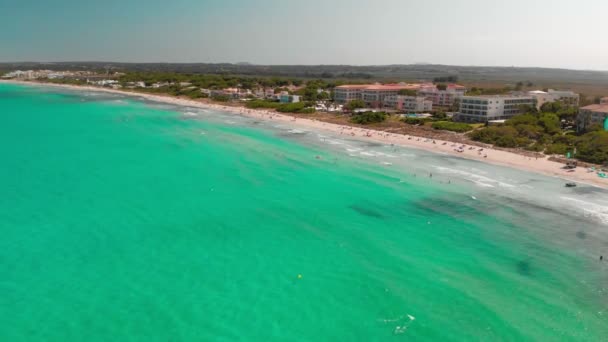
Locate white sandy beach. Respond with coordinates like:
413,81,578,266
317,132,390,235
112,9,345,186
3,80,607,188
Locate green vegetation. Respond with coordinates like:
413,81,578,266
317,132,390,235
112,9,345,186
431,121,473,133
345,99,366,111
466,102,608,164
466,87,513,96
432,111,447,120
575,131,608,164
398,89,417,96
244,99,313,113
211,94,230,102
275,102,309,113
293,79,337,101
468,112,564,148
351,112,387,124
245,100,282,109
37,77,88,86
403,117,432,125
433,76,458,83
120,72,299,91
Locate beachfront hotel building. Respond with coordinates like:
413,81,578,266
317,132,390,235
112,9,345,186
577,97,608,132
384,95,433,112
455,95,537,123
334,83,422,107
525,89,580,110
418,83,466,107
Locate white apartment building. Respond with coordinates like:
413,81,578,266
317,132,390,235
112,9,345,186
384,95,433,112
418,83,466,106
456,95,537,123
526,89,580,109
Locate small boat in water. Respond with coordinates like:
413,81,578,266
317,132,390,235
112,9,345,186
565,182,577,188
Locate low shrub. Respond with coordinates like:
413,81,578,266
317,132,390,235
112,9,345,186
431,121,473,133
351,111,387,124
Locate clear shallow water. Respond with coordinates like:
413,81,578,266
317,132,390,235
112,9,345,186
1,83,608,341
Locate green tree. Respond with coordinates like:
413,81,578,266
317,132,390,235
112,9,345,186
345,99,366,111
507,114,538,126
540,101,563,113
575,131,608,164
398,89,418,96
351,112,387,124
432,111,447,120
538,113,561,135
317,91,330,100
431,121,472,132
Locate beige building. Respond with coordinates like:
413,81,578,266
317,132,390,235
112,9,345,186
577,98,608,131
526,89,580,109
334,83,422,107
418,83,466,106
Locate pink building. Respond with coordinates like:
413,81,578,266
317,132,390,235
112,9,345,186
418,83,466,106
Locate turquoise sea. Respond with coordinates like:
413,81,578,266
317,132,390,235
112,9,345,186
1,83,608,341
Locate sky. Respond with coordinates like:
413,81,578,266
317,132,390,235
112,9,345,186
1,0,607,70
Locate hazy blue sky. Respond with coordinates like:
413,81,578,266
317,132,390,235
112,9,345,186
1,0,607,70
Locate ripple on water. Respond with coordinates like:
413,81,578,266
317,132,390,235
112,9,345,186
349,204,385,219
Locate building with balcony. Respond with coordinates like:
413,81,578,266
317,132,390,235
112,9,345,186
577,98,608,132
334,83,422,107
526,89,580,109
418,83,466,106
384,95,433,112
456,95,537,123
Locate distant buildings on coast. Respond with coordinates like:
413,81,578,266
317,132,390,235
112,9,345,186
333,82,467,113
4,67,608,131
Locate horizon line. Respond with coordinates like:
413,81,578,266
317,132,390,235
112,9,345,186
1,61,607,73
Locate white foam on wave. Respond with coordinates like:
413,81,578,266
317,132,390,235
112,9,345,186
287,129,306,134
183,112,198,117
374,151,396,158
326,139,345,145
400,153,417,158
433,165,516,188
560,197,608,225
378,313,416,335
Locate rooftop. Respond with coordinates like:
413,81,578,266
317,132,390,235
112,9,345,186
447,83,466,89
335,83,422,91
581,104,608,113
463,95,535,99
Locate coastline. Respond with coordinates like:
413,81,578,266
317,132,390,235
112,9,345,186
2,79,607,188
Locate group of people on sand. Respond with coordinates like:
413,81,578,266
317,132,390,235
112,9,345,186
451,144,488,158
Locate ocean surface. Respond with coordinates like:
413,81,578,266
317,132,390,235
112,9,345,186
1,83,608,341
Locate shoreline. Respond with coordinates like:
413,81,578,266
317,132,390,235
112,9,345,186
2,79,607,188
